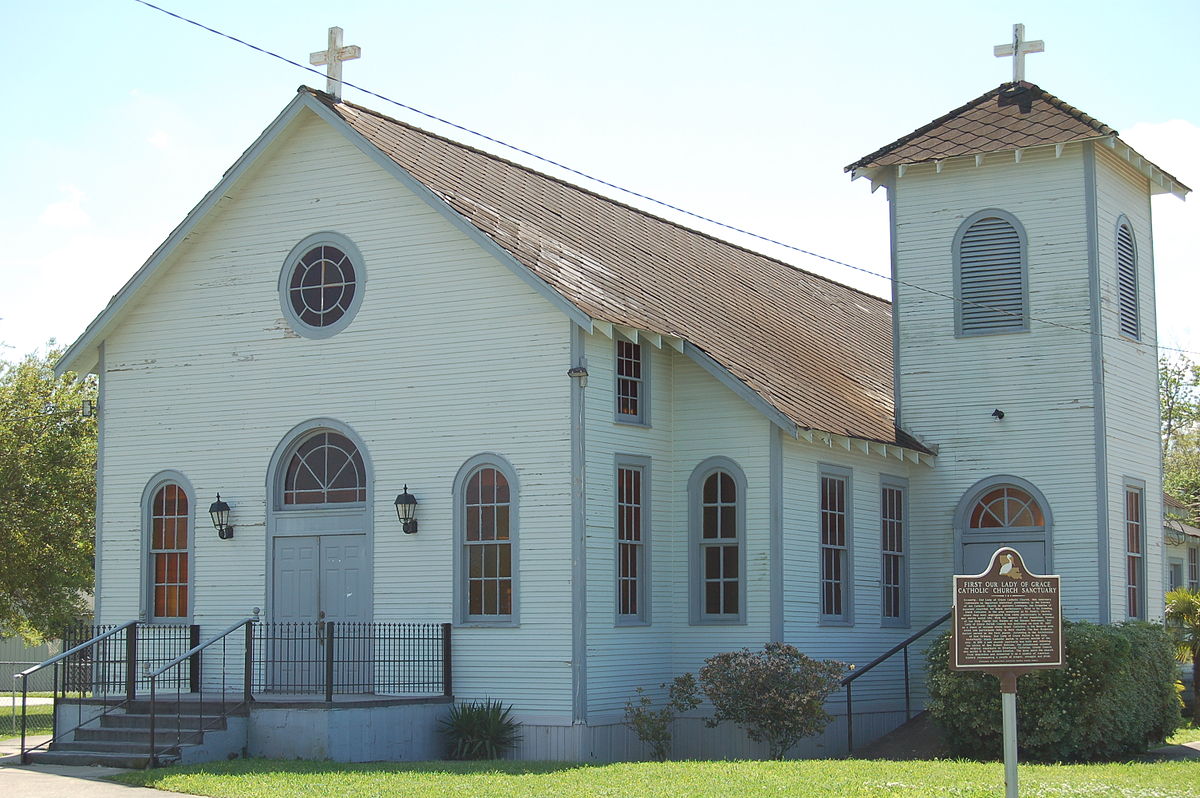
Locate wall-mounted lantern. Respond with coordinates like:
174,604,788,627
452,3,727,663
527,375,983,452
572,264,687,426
394,486,419,534
209,494,234,539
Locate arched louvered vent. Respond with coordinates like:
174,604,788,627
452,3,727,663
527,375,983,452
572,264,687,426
1116,222,1139,339
957,215,1026,335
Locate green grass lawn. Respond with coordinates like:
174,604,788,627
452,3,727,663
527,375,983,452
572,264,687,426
0,703,53,739
1169,721,1200,745
112,757,1200,798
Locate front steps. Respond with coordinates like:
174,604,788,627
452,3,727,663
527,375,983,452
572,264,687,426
26,698,248,769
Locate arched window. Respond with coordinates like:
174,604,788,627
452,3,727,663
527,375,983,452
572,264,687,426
969,485,1045,529
145,477,192,621
283,431,366,505
1116,220,1139,339
454,455,519,624
955,210,1028,336
689,457,746,624
955,477,1051,575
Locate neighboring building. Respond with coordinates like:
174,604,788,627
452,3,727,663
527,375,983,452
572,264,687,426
1164,493,1200,592
53,71,1188,761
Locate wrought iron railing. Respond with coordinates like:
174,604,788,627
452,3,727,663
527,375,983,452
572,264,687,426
148,618,255,767
252,621,451,700
838,611,951,755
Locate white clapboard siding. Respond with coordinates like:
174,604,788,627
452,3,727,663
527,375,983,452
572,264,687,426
892,146,1107,621
1092,145,1163,622
97,109,576,716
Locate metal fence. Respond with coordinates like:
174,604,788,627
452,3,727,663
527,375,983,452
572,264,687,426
60,623,196,695
252,621,450,700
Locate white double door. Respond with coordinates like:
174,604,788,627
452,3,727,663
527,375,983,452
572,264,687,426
270,534,370,692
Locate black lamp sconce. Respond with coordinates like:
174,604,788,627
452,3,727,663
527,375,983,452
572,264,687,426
991,409,1005,422
394,486,419,534
209,494,234,539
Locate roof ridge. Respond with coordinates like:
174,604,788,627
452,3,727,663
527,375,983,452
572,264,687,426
301,86,894,308
844,82,1116,173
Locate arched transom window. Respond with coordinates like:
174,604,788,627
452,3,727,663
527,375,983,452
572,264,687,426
150,483,189,619
283,432,366,505
969,486,1045,529
464,466,513,618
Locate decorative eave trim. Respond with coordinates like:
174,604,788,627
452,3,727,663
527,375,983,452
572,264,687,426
796,427,935,467
55,94,316,377
852,135,1189,200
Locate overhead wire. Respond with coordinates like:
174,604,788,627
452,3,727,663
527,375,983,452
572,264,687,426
129,0,1199,358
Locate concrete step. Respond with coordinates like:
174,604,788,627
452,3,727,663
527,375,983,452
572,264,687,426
51,740,182,756
126,699,249,716
26,749,163,769
75,726,206,745
100,712,227,731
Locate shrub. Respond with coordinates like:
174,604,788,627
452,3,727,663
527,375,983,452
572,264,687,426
927,621,1181,762
622,673,701,761
439,699,522,760
1165,587,1200,720
699,642,848,760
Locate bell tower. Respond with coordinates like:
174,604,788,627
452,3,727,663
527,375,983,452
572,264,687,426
846,27,1190,623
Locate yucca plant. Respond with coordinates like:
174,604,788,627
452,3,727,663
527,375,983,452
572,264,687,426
1166,587,1200,720
440,698,522,760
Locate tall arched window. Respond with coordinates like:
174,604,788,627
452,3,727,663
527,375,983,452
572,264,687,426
145,476,192,621
689,457,747,624
1116,219,1139,340
954,210,1028,336
454,454,519,624
282,431,366,505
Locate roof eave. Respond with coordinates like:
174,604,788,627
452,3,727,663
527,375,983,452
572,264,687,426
55,93,315,377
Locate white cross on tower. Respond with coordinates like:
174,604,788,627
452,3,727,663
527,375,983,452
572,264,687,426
310,27,361,101
993,23,1044,84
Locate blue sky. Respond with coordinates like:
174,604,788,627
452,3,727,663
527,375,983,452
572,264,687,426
4,0,1197,359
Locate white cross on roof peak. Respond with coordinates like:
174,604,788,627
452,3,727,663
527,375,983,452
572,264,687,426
310,27,361,101
993,23,1044,84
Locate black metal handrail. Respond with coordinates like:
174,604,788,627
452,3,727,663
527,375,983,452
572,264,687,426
840,610,951,755
13,621,137,763
148,617,255,767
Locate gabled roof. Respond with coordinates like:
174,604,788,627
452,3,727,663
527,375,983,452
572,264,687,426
846,82,1189,198
305,89,918,450
58,86,928,453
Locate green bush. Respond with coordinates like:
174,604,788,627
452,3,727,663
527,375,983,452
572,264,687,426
927,621,1181,762
699,642,848,760
439,699,522,760
622,673,701,761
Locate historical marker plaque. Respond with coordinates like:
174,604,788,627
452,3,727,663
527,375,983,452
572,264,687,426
952,547,1063,671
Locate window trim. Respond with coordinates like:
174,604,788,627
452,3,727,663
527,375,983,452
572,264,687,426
453,453,520,627
880,475,909,628
141,470,195,623
1124,479,1146,620
1188,546,1198,592
952,474,1054,574
953,209,1030,338
278,231,367,339
1114,216,1140,341
614,454,652,626
613,336,650,427
688,456,747,626
819,464,854,626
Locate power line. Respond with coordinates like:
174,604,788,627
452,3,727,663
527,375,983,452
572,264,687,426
130,0,1199,358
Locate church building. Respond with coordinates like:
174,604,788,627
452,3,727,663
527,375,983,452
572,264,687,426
49,26,1189,763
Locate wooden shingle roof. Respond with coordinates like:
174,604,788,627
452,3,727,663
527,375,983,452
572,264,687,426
308,88,919,449
846,82,1115,171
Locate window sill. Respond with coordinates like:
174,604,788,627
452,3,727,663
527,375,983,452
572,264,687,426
954,327,1030,339
818,618,854,627
689,617,747,626
613,417,651,429
615,618,651,627
456,620,519,629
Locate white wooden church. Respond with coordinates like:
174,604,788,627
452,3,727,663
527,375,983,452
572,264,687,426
49,25,1190,763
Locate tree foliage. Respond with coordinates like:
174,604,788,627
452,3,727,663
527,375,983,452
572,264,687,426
1165,587,1200,721
1161,356,1200,522
698,642,847,760
0,349,96,641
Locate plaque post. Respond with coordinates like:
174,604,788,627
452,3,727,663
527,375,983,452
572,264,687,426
952,549,1063,798
999,671,1018,798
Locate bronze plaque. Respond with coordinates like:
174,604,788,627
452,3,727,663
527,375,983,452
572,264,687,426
952,547,1063,671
